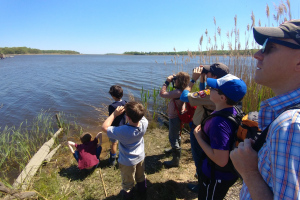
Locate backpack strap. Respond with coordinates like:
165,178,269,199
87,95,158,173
252,102,300,152
200,106,244,177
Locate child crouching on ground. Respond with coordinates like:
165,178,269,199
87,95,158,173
67,132,102,170
194,74,247,200
102,102,148,200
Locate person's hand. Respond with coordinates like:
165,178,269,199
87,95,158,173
194,125,207,141
114,106,125,116
166,74,175,82
96,132,102,138
230,139,259,179
192,66,203,81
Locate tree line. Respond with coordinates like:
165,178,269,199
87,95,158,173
123,49,259,56
0,47,80,55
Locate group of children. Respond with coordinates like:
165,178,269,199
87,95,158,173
67,68,248,200
67,85,148,199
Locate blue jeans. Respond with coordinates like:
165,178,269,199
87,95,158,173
73,146,102,162
169,117,181,149
189,122,204,174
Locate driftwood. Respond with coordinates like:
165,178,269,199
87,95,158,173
44,144,61,163
12,128,63,190
0,182,37,199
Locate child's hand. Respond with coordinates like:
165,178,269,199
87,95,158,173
192,66,203,81
166,74,175,82
114,106,125,116
96,132,102,138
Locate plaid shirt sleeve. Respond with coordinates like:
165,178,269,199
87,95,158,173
269,110,300,200
240,110,300,200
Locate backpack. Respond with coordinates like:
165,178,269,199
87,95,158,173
173,99,196,134
201,103,300,178
173,99,196,124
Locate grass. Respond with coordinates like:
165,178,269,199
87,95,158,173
0,110,83,186
19,126,241,200
0,1,293,199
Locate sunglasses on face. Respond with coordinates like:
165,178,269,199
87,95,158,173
211,87,224,94
261,38,300,54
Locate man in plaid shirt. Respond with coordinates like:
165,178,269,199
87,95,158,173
230,20,300,200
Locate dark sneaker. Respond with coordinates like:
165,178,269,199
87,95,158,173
187,183,199,193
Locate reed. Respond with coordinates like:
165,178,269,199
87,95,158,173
0,110,81,184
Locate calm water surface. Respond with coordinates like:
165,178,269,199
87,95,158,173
0,55,197,134
0,54,254,134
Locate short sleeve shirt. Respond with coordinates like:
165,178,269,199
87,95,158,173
107,116,148,166
75,138,99,169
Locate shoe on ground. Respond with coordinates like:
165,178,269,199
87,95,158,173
187,183,199,193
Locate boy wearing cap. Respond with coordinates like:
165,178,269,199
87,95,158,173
193,74,247,200
180,62,229,192
230,20,300,199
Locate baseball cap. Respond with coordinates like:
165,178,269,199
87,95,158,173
207,74,247,102
202,62,229,78
253,19,300,45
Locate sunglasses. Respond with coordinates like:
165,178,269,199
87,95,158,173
210,87,224,94
262,38,300,54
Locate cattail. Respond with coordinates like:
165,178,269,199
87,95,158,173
199,35,203,46
259,19,261,26
214,17,216,26
205,29,208,37
251,11,255,28
286,0,291,20
234,15,237,27
217,27,221,36
266,4,270,18
266,4,270,26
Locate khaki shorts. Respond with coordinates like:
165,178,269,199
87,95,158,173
119,159,146,192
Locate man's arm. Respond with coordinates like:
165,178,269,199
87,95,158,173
102,106,125,133
230,139,273,200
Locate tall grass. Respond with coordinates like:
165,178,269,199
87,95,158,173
140,1,292,114
0,110,81,184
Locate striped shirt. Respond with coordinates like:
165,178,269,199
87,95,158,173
240,87,300,200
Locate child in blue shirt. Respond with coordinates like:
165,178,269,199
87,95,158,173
102,102,148,200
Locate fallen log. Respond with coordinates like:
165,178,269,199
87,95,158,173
12,128,63,190
0,182,37,199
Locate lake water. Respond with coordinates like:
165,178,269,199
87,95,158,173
0,54,255,134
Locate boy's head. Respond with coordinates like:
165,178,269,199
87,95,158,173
109,85,123,99
207,74,247,105
202,62,229,78
175,71,190,90
124,102,145,123
80,132,92,144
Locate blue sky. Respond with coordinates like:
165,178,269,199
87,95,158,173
1,0,299,54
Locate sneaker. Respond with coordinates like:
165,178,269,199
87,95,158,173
187,183,199,193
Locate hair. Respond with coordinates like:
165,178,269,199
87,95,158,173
217,90,241,106
175,72,190,90
124,101,145,123
80,132,92,144
109,85,123,99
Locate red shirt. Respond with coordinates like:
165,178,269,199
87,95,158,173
75,138,99,169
